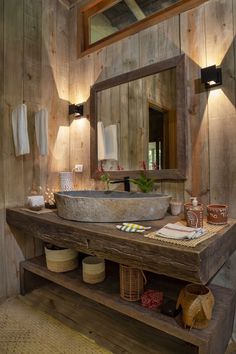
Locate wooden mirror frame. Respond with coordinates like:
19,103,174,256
90,54,186,180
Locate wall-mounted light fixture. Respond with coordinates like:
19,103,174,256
201,65,222,89
69,103,84,117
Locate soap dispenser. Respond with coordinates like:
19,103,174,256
191,197,198,208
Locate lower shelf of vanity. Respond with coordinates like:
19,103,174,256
20,255,236,354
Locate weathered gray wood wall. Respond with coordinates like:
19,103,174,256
69,0,236,336
0,0,70,299
69,0,236,207
1,0,236,315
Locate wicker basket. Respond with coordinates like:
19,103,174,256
176,284,215,329
45,246,78,273
82,256,105,284
119,264,147,302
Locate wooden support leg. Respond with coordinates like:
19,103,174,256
20,262,26,295
20,261,49,295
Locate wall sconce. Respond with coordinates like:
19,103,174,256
69,103,84,117
201,65,222,89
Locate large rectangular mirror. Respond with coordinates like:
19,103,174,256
90,54,186,180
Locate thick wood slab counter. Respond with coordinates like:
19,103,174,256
6,208,236,284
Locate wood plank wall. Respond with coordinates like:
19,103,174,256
69,0,236,205
69,0,236,304
0,0,70,298
0,0,235,304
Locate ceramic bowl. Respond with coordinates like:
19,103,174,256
207,204,228,225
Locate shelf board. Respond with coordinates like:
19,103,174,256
21,255,236,354
21,283,197,354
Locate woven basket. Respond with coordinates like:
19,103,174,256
176,284,215,329
119,264,147,302
45,247,78,273
82,256,105,284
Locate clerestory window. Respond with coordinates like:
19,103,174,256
78,0,207,57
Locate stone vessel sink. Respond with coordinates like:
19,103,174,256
54,190,171,223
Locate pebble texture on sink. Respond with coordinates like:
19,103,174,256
54,191,171,222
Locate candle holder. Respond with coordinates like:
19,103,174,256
44,187,56,209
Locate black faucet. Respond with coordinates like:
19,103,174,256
110,176,130,192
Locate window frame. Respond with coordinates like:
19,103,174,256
78,0,208,57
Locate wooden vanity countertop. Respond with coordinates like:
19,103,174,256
6,208,236,284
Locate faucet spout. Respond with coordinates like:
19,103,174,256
110,176,130,192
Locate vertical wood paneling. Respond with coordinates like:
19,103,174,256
0,0,6,300
41,0,70,189
128,79,143,170
3,0,25,297
121,33,140,72
206,0,236,211
1,0,70,297
119,83,129,170
69,51,95,189
69,0,236,207
23,0,42,197
205,3,236,337
180,4,209,205
139,16,180,67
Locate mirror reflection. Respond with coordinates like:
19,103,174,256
97,68,177,172
90,0,182,45
90,54,186,180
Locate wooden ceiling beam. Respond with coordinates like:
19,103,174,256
124,0,145,21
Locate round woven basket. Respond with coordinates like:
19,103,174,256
82,256,105,284
45,247,78,273
119,264,146,302
176,283,215,329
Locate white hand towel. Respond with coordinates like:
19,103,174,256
97,121,106,161
12,103,30,156
156,223,205,240
35,108,48,156
104,124,118,160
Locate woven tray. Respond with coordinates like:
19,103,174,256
144,220,228,248
21,208,55,214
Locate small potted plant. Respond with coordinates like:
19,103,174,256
100,173,111,191
129,172,158,193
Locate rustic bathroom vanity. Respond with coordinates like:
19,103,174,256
6,208,236,354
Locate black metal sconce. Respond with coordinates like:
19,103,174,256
69,103,84,117
201,65,222,89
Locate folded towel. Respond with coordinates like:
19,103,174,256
104,124,118,160
35,108,48,156
116,223,151,233
12,103,30,156
97,121,106,161
123,223,151,230
117,225,145,233
156,223,205,240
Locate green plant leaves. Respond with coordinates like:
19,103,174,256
130,173,158,193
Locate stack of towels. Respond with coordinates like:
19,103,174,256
156,223,205,240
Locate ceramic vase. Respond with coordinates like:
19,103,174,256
59,172,74,191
